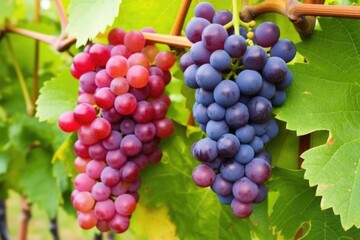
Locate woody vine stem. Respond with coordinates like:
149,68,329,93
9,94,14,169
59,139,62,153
2,0,360,50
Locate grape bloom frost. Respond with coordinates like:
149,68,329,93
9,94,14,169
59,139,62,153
58,28,175,233
181,2,296,218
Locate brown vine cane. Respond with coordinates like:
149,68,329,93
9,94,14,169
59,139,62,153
241,0,360,36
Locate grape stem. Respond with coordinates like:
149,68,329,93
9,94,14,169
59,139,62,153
170,0,192,36
5,36,35,116
17,197,32,240
232,0,241,35
241,0,360,36
32,0,41,113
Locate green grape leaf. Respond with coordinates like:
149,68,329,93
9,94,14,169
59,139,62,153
138,124,275,240
52,133,77,179
166,73,192,126
66,0,122,47
0,0,14,25
275,18,360,229
269,168,360,240
20,147,60,218
36,68,78,123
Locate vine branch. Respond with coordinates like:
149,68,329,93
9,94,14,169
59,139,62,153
54,0,68,33
241,0,360,36
170,0,192,36
5,36,34,115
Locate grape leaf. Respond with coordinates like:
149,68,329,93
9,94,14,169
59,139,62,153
36,68,78,122
0,0,14,25
269,168,360,240
20,147,60,218
275,18,360,229
66,0,122,47
166,73,192,126
139,124,275,240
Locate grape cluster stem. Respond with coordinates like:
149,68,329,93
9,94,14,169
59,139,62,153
241,0,360,36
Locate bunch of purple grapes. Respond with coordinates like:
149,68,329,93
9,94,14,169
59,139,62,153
180,2,296,218
58,28,175,232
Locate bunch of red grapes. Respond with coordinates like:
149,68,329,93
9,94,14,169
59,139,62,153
58,28,175,233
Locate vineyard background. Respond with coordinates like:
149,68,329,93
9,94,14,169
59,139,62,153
1,0,360,239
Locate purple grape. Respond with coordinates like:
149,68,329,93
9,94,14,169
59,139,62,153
190,41,211,65
194,2,215,22
220,160,245,182
184,64,200,89
213,80,240,107
225,102,249,129
192,137,218,162
207,102,225,121
236,70,263,95
185,18,211,43
195,88,215,107
234,144,254,165
195,64,222,90
232,177,259,203
224,35,247,57
247,96,272,123
211,174,233,196
262,57,288,83
217,133,240,158
270,39,296,63
210,50,231,71
254,22,280,47
244,158,272,184
120,134,142,157
201,24,228,51
242,45,267,71
205,120,229,140
231,198,253,218
192,164,216,187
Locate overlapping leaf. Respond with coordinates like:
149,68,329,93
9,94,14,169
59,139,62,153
138,124,275,240
36,68,78,123
269,168,360,239
275,18,360,229
66,0,122,47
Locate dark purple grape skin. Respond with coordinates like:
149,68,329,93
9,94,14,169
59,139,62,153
213,80,240,107
262,56,288,83
179,52,194,72
185,18,211,43
213,10,232,26
231,198,253,218
195,64,222,91
247,96,272,123
206,120,229,140
211,174,233,196
189,41,211,65
220,160,245,182
217,133,240,158
195,88,215,107
201,23,229,52
242,45,268,71
192,164,216,187
184,64,199,89
192,137,219,162
253,22,280,48
194,2,215,22
232,177,259,203
236,69,263,95
253,184,268,203
270,39,296,63
225,102,249,129
245,158,272,184
224,35,247,58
